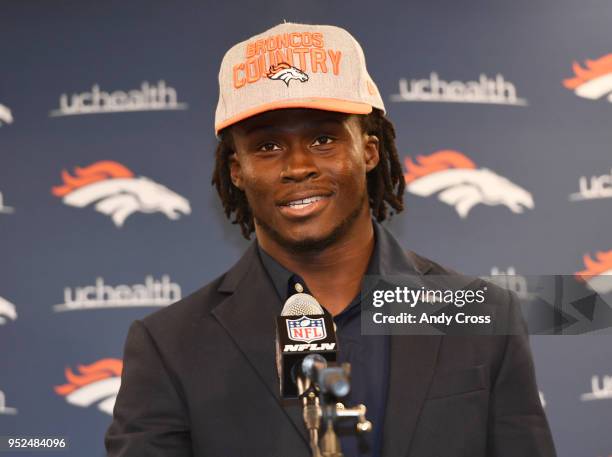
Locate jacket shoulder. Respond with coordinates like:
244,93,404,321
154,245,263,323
406,249,515,307
139,244,257,330
140,273,227,332
406,249,460,276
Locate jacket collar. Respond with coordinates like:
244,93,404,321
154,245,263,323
374,220,432,277
371,223,442,457
217,220,433,295
213,242,310,448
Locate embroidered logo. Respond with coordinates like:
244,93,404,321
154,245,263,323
267,63,309,86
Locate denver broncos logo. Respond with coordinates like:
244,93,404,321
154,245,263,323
0,104,13,126
404,150,534,218
52,161,191,227
563,53,612,102
0,296,17,324
267,63,309,86
0,389,17,415
575,250,612,294
54,358,122,415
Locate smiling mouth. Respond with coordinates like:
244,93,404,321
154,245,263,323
277,194,332,218
281,195,328,209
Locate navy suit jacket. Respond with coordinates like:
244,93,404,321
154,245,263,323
105,224,556,457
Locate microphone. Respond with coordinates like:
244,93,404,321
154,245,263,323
275,293,338,398
300,354,350,398
280,292,324,317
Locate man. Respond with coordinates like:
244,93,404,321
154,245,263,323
106,22,556,457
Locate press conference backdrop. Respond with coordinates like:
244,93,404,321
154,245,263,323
1,1,611,456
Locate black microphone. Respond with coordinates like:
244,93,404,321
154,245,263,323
275,293,338,399
300,354,350,398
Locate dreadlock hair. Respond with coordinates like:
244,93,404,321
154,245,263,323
211,108,405,239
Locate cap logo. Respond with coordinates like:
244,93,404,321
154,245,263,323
267,63,309,86
232,31,342,89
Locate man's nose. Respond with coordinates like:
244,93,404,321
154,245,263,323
280,145,320,183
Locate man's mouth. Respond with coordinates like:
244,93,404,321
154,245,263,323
282,195,327,209
277,193,332,218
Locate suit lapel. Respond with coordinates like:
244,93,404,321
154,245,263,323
211,244,310,448
376,223,443,457
381,335,442,457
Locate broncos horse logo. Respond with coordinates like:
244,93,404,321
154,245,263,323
54,358,123,415
52,161,191,227
0,104,13,126
404,150,534,218
563,53,612,102
0,296,17,324
267,63,309,86
575,250,612,295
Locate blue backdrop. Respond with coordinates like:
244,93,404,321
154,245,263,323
1,1,611,456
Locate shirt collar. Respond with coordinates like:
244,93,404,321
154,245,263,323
257,244,295,302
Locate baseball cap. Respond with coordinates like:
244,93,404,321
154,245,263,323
215,22,385,135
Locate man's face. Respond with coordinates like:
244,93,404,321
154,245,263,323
229,108,380,252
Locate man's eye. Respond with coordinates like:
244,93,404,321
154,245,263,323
258,142,281,152
312,136,334,146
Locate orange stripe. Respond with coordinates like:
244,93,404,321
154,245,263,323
215,98,373,134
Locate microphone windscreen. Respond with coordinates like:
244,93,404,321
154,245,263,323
280,293,324,316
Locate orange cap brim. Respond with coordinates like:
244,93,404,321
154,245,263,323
215,97,373,135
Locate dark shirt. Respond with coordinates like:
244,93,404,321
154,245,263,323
257,224,389,457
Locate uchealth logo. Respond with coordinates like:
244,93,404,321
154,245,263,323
49,80,188,117
575,250,612,295
569,168,612,202
53,274,181,312
580,374,612,401
488,267,531,300
391,72,527,106
52,161,191,227
563,53,612,102
0,191,15,214
0,296,17,324
404,150,534,218
0,389,17,415
54,359,122,415
0,103,13,126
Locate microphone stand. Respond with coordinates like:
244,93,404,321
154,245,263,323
318,399,372,457
298,360,372,457
297,377,323,457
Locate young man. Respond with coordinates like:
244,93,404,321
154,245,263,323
106,23,556,457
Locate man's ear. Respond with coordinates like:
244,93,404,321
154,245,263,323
364,134,380,172
229,153,243,190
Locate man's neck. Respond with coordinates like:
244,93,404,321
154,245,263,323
256,214,375,316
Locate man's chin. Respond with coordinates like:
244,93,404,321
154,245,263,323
256,221,342,254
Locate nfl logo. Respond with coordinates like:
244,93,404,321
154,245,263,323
286,316,327,343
